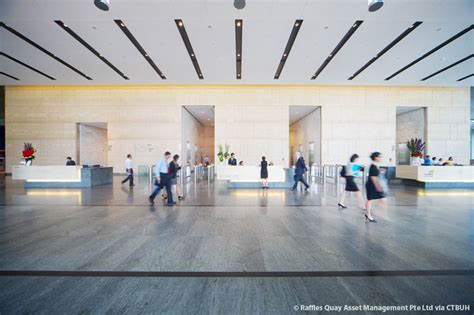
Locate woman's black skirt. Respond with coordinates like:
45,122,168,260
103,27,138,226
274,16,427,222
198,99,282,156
345,176,359,192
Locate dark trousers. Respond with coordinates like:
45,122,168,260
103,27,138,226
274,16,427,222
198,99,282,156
149,173,173,204
122,169,134,186
292,173,309,190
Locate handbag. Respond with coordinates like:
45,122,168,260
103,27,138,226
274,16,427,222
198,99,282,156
340,166,347,178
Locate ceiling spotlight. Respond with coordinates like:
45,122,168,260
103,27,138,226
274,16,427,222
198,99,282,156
94,0,110,11
236,21,241,27
368,0,384,12
234,0,246,9
178,21,183,27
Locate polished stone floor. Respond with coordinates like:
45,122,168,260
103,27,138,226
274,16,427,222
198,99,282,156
0,175,473,314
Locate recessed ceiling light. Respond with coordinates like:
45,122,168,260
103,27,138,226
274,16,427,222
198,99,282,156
94,0,110,11
368,0,384,12
237,53,240,57
237,21,241,27
295,23,299,27
64,24,68,28
234,0,246,9
178,21,183,27
120,23,124,27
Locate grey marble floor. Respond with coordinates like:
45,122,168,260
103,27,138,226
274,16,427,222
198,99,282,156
0,175,473,314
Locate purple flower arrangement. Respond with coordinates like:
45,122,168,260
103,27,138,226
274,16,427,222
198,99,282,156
406,138,425,157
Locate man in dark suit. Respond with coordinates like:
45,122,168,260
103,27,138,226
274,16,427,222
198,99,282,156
228,153,237,166
292,152,310,191
66,156,76,166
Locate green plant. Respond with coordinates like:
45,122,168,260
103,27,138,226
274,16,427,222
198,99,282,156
224,144,230,160
217,144,224,162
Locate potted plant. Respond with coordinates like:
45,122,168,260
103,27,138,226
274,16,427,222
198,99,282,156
224,144,230,161
217,144,224,164
22,142,36,165
406,138,425,166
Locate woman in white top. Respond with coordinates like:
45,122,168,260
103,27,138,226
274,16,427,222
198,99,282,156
338,154,365,210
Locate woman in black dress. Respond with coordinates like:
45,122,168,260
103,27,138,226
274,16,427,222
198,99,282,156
260,156,269,189
338,154,364,210
169,154,184,200
365,152,386,222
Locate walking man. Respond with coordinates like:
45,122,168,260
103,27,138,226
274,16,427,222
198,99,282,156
148,151,175,206
291,152,310,191
122,154,134,187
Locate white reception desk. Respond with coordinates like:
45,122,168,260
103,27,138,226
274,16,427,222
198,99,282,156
12,165,113,188
396,165,474,188
216,165,286,182
13,166,81,182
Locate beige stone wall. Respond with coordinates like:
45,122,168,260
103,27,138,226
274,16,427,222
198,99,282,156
5,85,471,172
215,104,289,167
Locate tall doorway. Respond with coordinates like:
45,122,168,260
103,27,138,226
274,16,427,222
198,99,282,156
289,106,321,167
77,122,108,166
182,106,215,166
396,107,426,165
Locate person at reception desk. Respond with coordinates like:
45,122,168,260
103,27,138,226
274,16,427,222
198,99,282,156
65,156,76,166
121,154,134,187
443,156,455,166
423,155,431,166
432,156,437,165
260,156,269,189
228,153,237,166
291,152,309,191
437,158,443,165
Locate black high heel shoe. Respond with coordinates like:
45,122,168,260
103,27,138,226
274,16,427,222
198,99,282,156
365,214,377,223
338,203,347,209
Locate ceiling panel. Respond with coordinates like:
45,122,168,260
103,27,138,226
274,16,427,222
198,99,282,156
0,0,472,86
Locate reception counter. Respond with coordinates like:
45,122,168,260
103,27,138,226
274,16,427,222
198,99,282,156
12,166,113,188
396,165,474,188
216,165,293,188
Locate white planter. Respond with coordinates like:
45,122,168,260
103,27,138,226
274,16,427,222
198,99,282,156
410,157,421,166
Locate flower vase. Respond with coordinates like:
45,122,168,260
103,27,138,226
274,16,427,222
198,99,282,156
410,156,420,166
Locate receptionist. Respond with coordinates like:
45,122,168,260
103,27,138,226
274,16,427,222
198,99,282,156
228,153,237,166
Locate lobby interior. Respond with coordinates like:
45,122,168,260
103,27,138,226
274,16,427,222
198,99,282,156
1,0,473,313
